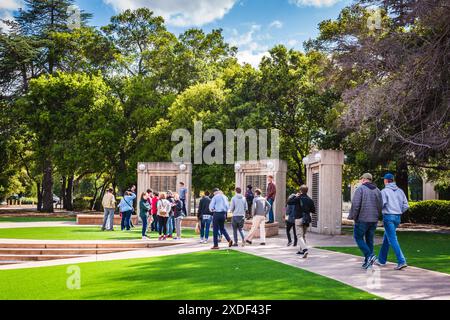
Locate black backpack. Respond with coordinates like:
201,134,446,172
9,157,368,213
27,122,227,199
299,197,312,226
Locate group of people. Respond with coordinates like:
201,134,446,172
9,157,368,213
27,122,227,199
348,173,409,270
196,175,278,249
101,182,189,241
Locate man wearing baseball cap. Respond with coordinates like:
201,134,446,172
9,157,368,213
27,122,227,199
348,173,383,269
376,173,409,270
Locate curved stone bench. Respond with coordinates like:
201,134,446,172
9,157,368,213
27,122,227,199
77,214,138,226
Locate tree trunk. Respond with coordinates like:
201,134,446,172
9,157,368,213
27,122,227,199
37,181,42,212
61,176,66,209
42,159,54,213
396,160,409,199
65,175,74,211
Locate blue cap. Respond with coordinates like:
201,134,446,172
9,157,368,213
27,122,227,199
383,173,395,180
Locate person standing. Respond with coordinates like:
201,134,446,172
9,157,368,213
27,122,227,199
166,191,175,238
139,192,151,240
230,187,248,247
245,185,254,220
118,190,136,231
245,189,271,246
151,192,159,232
209,188,233,249
198,191,212,243
179,182,188,216
146,189,153,233
101,188,116,231
348,173,383,269
376,173,409,270
295,186,315,258
285,194,298,247
266,175,276,223
157,193,171,240
129,185,137,228
173,193,184,240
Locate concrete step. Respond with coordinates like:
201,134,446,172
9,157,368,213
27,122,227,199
0,254,87,261
0,248,140,255
0,261,23,265
0,242,150,249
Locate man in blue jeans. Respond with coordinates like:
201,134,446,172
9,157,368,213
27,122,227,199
348,173,383,269
376,173,409,270
209,188,233,249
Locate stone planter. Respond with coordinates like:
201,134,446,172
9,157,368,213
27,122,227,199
77,214,138,226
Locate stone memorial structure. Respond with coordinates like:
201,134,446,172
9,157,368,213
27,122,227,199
303,150,344,235
235,159,287,236
137,162,192,215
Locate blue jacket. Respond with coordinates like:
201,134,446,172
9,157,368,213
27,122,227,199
381,183,409,215
118,192,136,213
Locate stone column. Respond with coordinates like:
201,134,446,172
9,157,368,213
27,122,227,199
304,150,344,235
423,180,438,200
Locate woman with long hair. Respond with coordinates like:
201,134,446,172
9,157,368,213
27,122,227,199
157,193,171,240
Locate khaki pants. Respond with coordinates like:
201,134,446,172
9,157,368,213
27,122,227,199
295,218,308,251
245,215,266,243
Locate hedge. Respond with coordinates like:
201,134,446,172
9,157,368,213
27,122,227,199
402,200,450,226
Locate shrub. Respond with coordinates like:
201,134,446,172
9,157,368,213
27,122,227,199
73,198,91,211
403,200,450,226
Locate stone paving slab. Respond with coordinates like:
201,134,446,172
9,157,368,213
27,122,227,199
234,237,450,300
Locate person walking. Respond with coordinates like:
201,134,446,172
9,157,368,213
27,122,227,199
245,185,254,220
285,194,298,247
173,193,184,240
139,192,151,240
348,173,383,269
157,193,171,240
230,187,248,247
150,192,159,232
266,175,276,223
118,190,136,231
245,189,271,246
376,173,409,270
198,191,212,243
209,188,233,249
101,188,116,231
295,186,315,258
179,182,188,216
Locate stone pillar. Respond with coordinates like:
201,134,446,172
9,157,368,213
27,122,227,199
137,162,193,215
304,150,344,235
235,159,287,225
423,180,438,200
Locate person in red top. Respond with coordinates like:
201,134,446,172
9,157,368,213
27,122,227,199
150,192,159,232
266,175,276,223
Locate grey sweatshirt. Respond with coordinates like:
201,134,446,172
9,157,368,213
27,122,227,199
252,196,271,217
348,183,382,223
230,194,248,216
381,183,409,215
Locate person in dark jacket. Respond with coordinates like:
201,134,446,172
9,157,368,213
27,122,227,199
285,194,299,247
348,173,383,269
295,186,315,258
172,193,184,240
245,185,254,220
139,192,151,240
198,191,212,243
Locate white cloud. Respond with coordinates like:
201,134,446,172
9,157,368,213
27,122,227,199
0,0,22,32
286,39,299,47
269,20,283,29
103,0,237,27
228,24,269,68
288,0,342,7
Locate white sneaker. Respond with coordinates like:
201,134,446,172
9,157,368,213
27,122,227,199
142,236,150,240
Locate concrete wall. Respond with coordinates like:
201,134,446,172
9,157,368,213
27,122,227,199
137,162,192,215
305,150,344,235
235,159,287,225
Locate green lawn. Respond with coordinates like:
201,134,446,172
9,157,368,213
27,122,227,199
0,250,380,300
0,226,203,240
322,231,450,274
0,216,76,223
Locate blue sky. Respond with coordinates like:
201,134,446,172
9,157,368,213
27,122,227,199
1,0,352,66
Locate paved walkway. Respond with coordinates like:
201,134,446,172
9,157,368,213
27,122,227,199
1,223,449,300
235,236,450,300
0,221,78,229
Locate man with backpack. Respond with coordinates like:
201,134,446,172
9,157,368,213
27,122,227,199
285,194,299,247
295,185,315,258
